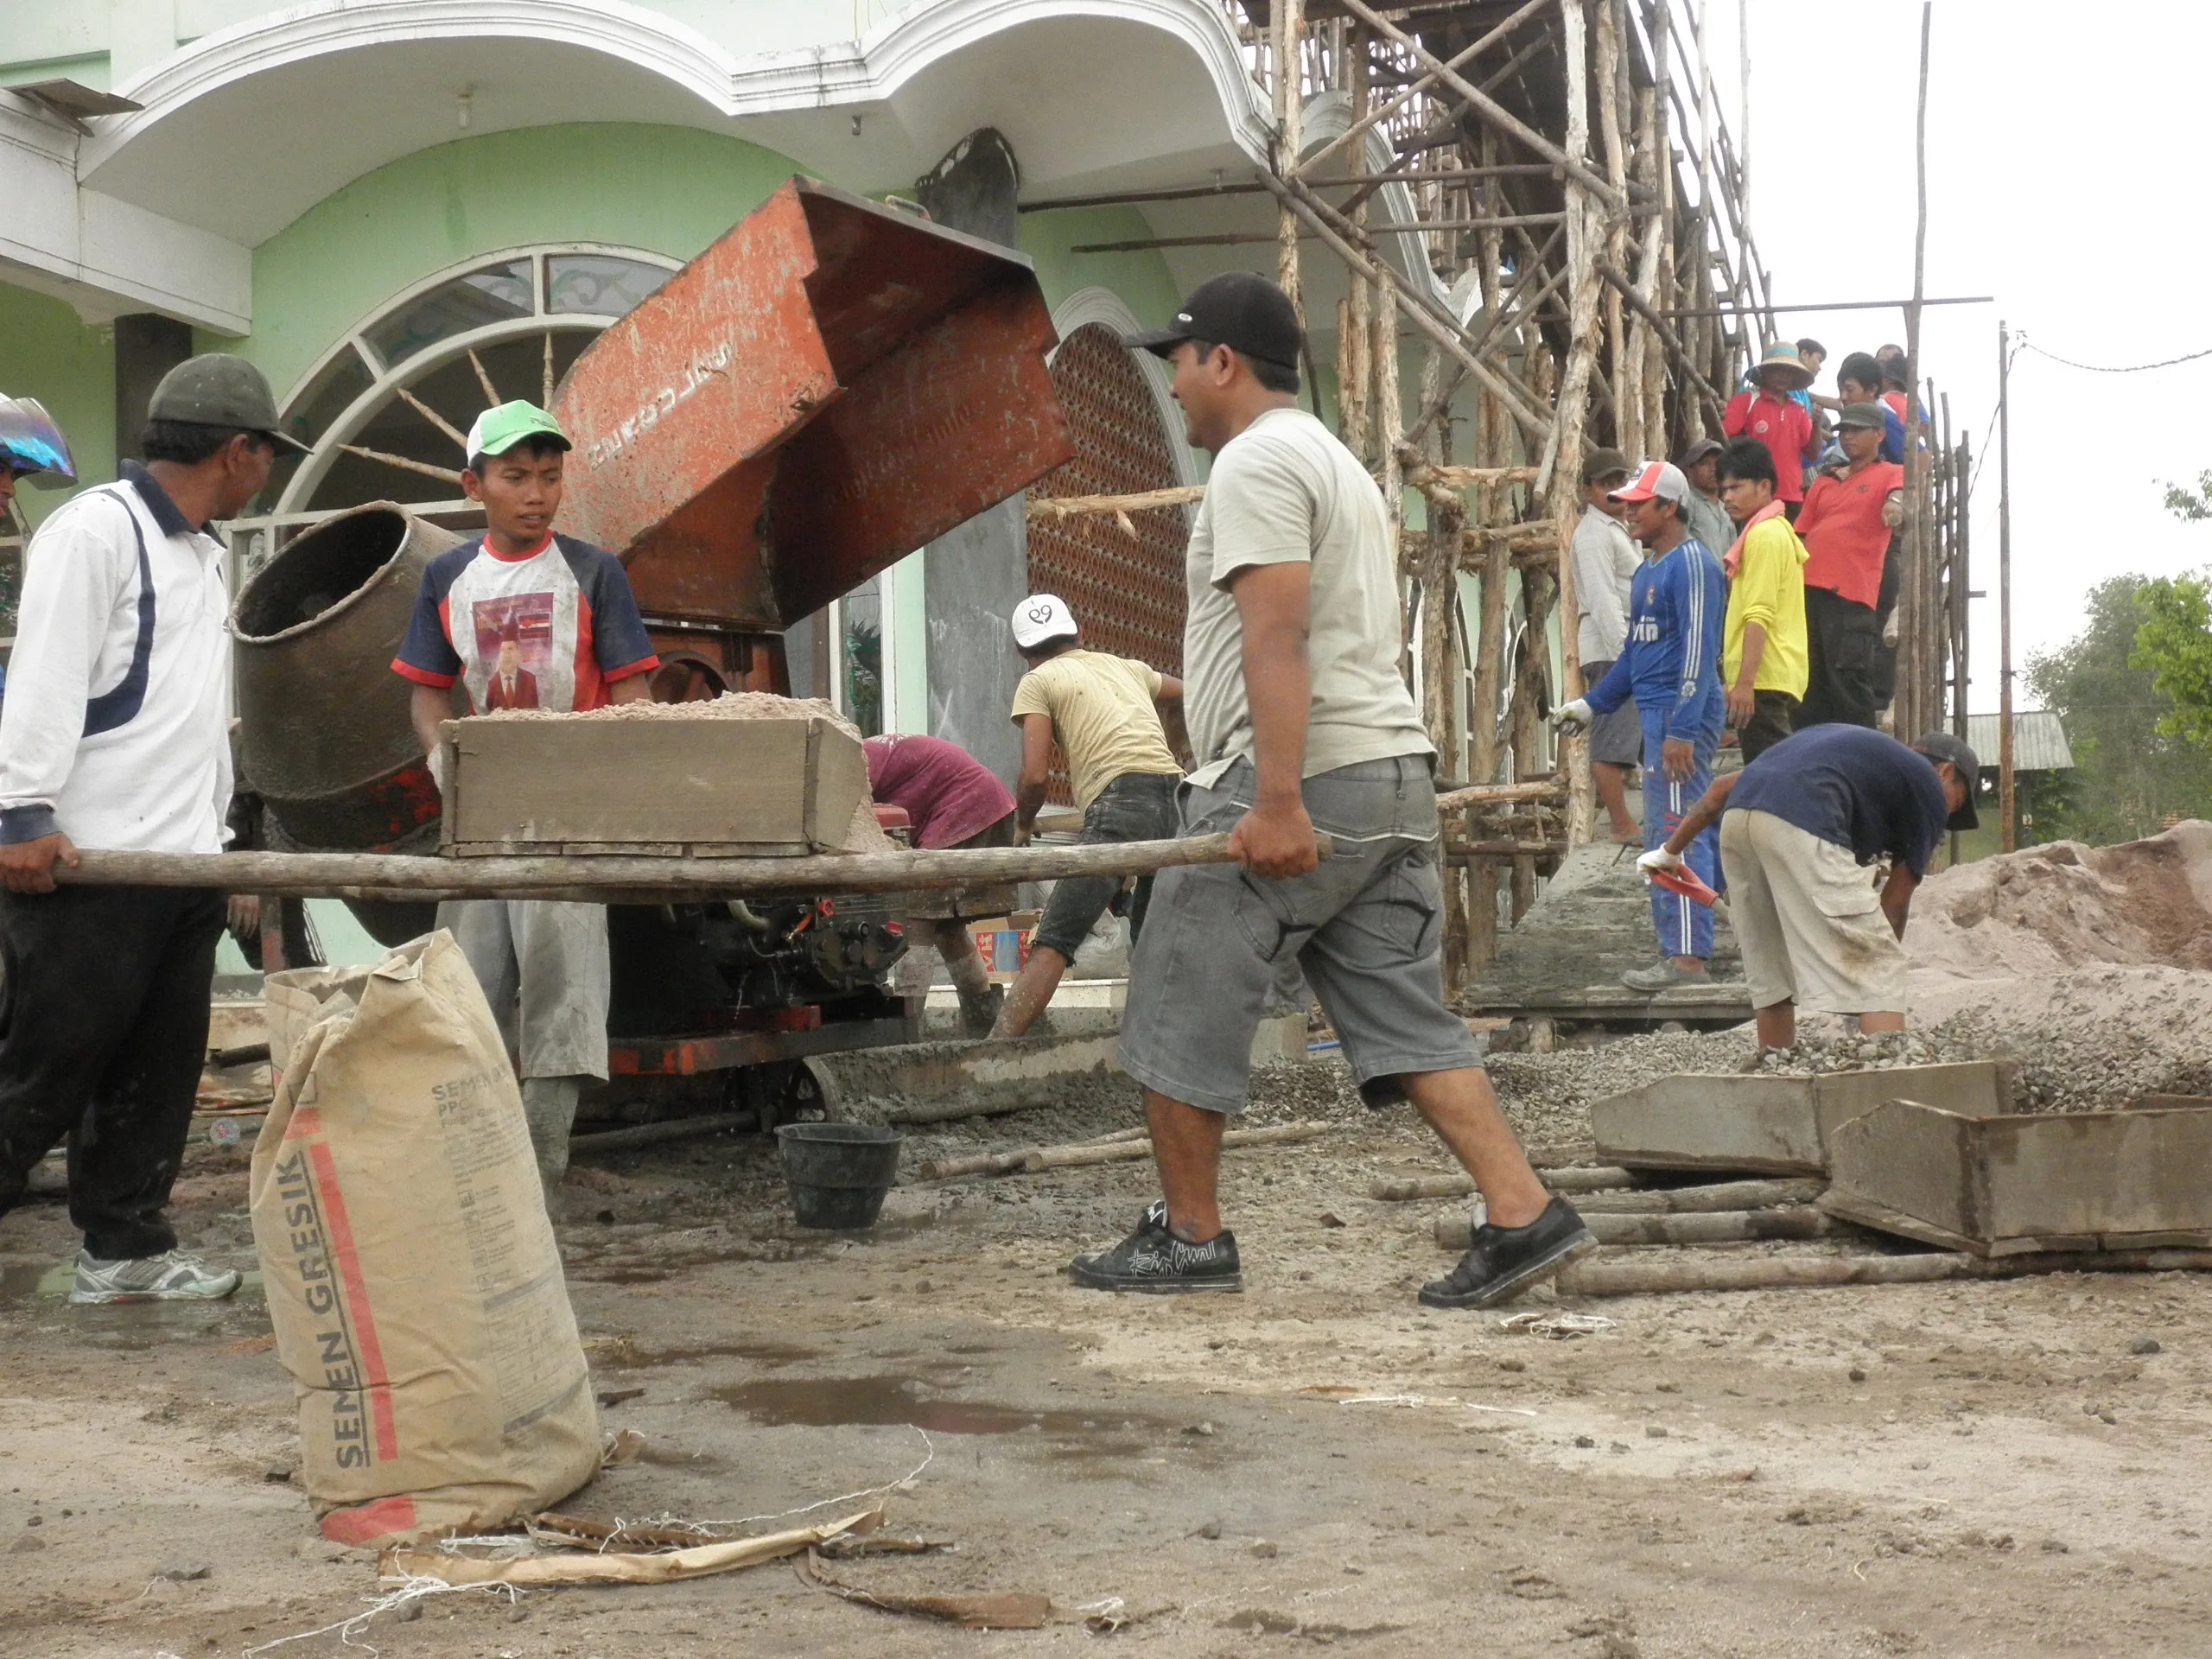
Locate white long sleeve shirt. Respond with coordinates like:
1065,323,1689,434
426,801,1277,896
1570,504,1640,666
0,463,233,854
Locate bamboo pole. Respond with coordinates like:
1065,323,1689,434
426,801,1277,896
1437,1205,1843,1249
53,833,1333,901
1548,0,1602,847
1026,486,1205,520
1259,174,1549,444
1432,779,1567,811
1330,0,1629,214
1274,0,1306,321
1019,1120,1325,1173
1898,0,1934,736
1376,264,1405,598
1373,1167,1631,1201
1558,1248,2212,1300
1593,0,1631,456
1998,320,2016,851
1298,0,1550,180
1344,29,1375,461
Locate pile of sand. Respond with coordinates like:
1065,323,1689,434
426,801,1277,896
472,690,862,740
1905,820,2212,984
1877,821,2212,1110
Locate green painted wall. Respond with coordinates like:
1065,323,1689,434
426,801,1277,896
0,54,111,91
0,284,115,530
214,122,813,398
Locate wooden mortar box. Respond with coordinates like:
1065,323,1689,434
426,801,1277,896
1591,1060,2015,1176
1821,1096,2212,1255
440,710,867,856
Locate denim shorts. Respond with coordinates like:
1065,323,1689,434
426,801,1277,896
1119,755,1482,1115
1032,772,1182,960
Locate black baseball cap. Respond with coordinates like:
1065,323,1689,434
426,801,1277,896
1911,731,1982,831
148,353,309,453
1125,272,1303,374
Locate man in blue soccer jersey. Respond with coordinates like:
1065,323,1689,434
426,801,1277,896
1554,460,1728,993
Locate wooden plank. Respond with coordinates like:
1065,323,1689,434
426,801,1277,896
442,714,865,855
1827,1100,2212,1256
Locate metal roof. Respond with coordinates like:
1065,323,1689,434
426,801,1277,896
1965,710,2075,772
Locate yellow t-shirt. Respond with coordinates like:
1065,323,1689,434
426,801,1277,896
1723,516,1811,699
1009,650,1181,810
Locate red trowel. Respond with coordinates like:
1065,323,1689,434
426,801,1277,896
1645,861,1719,907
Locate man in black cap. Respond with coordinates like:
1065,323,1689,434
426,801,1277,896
0,353,302,1304
1637,725,1980,1059
1675,436,1733,556
1073,272,1592,1309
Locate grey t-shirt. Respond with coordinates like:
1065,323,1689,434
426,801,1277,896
1182,407,1433,789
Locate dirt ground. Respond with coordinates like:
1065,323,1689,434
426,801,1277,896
5,1047,2210,1659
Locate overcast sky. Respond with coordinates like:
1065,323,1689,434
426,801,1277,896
1708,0,2210,712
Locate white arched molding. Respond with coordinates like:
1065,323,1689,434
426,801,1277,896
1048,286,1202,490
91,0,1274,173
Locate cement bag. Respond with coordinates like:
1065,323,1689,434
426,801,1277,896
251,931,601,1547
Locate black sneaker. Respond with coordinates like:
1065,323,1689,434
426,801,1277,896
1068,1200,1242,1294
1418,1196,1595,1309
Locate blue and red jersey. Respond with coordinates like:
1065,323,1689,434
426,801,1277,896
392,532,657,713
1585,537,1726,741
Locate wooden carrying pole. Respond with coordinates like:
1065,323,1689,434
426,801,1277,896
1559,1248,2212,1299
53,834,1332,902
1997,318,2017,851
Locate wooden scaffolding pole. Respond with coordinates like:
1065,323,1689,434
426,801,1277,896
1546,0,1603,845
1275,0,1306,320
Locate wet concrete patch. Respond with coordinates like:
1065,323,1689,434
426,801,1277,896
713,1374,1178,1459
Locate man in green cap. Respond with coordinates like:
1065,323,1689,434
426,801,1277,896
393,400,660,1206
0,353,302,1303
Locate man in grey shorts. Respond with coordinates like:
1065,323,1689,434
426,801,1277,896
1073,272,1594,1307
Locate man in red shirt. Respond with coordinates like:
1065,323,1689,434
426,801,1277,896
863,734,1017,1034
1792,403,1904,728
1722,343,1817,516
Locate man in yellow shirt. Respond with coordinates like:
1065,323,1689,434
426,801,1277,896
1715,438,1809,761
992,595,1183,1039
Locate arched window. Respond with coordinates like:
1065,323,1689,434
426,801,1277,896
230,245,679,568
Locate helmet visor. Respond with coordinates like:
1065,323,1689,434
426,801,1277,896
0,397,77,487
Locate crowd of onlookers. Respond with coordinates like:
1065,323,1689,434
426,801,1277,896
1555,337,1912,992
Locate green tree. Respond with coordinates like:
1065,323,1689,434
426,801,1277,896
2161,469,2212,523
2132,570,2212,747
2021,574,2212,843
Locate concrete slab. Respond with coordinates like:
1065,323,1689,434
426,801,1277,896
1592,1060,2016,1175
1464,836,1745,1014
1822,1096,2212,1255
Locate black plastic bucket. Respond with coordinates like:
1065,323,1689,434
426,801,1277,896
776,1122,905,1229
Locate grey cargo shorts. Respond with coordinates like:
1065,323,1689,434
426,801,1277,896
1119,755,1482,1116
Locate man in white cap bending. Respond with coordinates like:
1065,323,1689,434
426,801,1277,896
992,594,1184,1039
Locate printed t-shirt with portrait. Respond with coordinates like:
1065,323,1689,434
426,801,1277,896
392,532,659,714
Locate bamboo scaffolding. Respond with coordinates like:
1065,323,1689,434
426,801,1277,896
1234,0,1764,987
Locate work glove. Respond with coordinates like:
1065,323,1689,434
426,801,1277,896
1637,845,1684,877
1550,698,1594,733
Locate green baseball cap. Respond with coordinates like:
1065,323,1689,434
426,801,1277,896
464,400,570,463
147,353,308,452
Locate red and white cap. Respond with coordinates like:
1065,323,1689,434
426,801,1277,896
1608,461,1689,505
1012,593,1079,650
